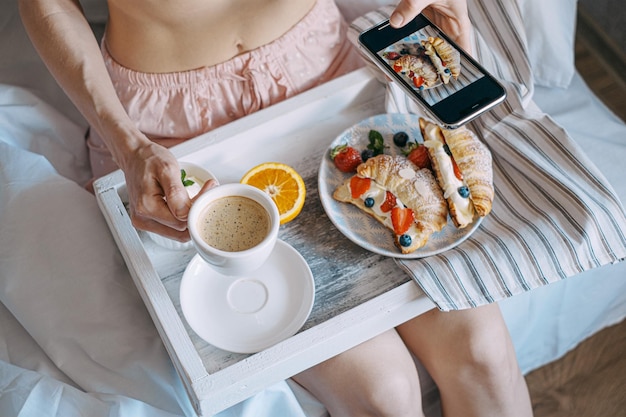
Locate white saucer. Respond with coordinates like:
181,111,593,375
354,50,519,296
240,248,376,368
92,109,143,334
179,239,315,354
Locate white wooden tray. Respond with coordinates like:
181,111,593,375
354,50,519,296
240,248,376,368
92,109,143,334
94,68,435,416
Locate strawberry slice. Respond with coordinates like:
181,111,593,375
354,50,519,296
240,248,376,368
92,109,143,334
391,207,415,235
451,157,463,180
413,76,425,88
350,176,371,199
380,191,397,213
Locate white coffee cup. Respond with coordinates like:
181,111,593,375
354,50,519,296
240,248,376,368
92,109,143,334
188,183,280,276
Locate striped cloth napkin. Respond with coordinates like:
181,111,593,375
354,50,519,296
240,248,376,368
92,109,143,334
348,1,626,311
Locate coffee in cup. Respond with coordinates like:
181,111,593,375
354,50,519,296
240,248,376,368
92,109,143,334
188,183,279,276
198,195,270,252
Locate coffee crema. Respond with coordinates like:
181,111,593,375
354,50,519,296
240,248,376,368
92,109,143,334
198,196,271,252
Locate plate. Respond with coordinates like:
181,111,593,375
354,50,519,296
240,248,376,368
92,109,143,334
318,113,482,259
179,239,315,353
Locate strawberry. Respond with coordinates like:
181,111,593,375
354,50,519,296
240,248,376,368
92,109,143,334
391,207,415,235
405,143,431,170
413,76,425,89
380,191,397,213
331,145,362,173
451,157,463,180
349,176,371,199
384,51,401,60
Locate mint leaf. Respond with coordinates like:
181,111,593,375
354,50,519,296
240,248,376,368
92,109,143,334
367,130,386,155
180,169,195,187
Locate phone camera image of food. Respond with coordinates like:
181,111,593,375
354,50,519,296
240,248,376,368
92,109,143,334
359,14,506,128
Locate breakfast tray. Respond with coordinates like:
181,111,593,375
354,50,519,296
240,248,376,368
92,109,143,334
94,68,435,416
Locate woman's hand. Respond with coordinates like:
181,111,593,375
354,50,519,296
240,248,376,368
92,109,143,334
391,0,472,52
120,141,217,242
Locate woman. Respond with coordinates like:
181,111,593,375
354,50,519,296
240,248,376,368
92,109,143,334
19,0,532,415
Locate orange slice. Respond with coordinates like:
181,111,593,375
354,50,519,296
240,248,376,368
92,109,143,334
240,162,306,225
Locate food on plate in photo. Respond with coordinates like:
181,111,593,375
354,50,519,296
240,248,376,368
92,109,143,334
383,35,462,89
421,36,461,83
392,54,439,89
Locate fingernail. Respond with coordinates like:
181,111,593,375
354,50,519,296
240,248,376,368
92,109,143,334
390,12,403,27
176,203,190,221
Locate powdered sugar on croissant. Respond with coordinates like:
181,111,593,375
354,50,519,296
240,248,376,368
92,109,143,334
333,155,448,254
439,124,494,217
423,36,461,80
419,118,493,227
392,54,439,88
357,155,448,235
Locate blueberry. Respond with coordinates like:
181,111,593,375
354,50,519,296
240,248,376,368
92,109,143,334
399,234,412,247
364,197,375,208
393,131,409,147
458,186,470,198
361,148,375,162
444,68,451,74
443,144,452,156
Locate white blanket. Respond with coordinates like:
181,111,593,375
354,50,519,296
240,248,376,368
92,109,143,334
0,85,328,417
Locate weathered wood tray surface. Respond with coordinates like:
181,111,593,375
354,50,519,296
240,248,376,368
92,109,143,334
94,68,434,416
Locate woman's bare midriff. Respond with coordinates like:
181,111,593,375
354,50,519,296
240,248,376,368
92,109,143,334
104,0,316,73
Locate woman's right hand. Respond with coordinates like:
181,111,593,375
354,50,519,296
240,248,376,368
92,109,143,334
119,140,194,242
390,0,472,53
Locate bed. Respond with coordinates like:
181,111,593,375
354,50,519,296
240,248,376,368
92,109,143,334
1,1,624,416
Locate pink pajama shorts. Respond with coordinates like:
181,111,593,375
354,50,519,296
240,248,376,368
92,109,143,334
87,0,364,178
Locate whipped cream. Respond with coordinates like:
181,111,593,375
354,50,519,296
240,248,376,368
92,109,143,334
349,177,422,247
423,136,474,226
184,176,203,198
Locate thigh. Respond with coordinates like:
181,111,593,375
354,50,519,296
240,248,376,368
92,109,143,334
396,304,531,417
293,329,424,417
397,303,515,371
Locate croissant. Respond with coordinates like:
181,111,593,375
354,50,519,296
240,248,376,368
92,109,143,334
423,36,461,80
421,40,451,84
392,54,439,88
357,155,448,234
419,118,494,227
333,155,448,254
439,123,494,217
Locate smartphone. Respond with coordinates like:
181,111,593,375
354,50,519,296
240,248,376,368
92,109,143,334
358,14,506,129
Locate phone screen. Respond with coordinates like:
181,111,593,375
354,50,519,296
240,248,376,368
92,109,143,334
359,15,506,128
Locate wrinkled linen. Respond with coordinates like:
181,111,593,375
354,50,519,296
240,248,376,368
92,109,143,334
349,1,626,311
0,86,326,417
